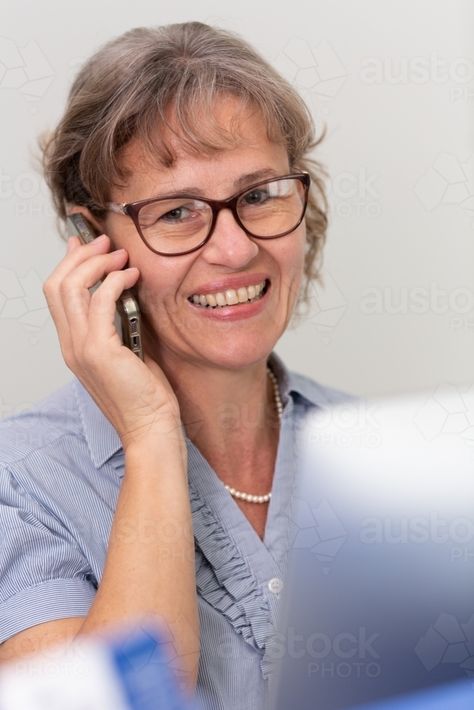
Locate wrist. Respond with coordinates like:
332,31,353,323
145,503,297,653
120,410,184,448
122,420,187,467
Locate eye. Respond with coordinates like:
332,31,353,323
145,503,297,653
139,198,209,231
240,188,270,206
160,206,194,222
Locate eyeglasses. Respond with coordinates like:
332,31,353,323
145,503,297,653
105,172,311,256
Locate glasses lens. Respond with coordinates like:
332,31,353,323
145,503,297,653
135,176,307,255
137,198,212,254
236,177,306,237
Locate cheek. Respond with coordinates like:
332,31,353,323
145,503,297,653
133,249,200,327
277,227,306,287
136,280,165,320
134,259,182,318
284,230,306,310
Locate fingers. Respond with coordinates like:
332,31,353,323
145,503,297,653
60,249,129,336
44,235,111,330
50,234,111,288
84,267,140,359
45,243,125,355
43,235,181,445
43,234,139,368
67,235,80,253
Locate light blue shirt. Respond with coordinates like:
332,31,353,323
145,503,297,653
0,351,348,709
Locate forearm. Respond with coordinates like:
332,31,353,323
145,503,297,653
77,426,199,690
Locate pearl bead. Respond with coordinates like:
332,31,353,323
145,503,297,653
224,365,281,505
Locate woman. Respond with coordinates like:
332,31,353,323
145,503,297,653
0,21,347,709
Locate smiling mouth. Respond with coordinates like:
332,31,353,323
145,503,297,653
187,279,270,308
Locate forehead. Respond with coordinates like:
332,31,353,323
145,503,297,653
114,95,289,199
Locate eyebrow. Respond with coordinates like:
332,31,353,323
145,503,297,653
157,168,281,198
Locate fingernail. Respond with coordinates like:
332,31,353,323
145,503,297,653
95,234,108,242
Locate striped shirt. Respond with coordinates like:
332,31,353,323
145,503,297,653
0,351,348,709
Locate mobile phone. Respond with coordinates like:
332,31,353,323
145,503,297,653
67,213,144,361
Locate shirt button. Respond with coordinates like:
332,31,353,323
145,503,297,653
268,577,284,595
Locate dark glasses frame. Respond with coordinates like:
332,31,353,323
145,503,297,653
105,171,311,257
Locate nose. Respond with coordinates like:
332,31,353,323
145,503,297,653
200,207,259,268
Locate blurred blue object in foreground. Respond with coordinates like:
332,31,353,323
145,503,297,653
0,619,198,710
108,622,197,710
353,678,474,709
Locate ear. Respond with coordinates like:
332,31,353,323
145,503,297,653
66,205,105,237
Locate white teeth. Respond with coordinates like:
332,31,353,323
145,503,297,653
237,287,249,303
225,289,239,305
190,280,267,308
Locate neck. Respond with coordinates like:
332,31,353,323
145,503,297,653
156,354,280,481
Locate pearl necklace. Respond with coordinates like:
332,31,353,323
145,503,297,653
224,366,282,504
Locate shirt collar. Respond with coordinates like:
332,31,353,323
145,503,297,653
270,350,349,410
74,351,336,469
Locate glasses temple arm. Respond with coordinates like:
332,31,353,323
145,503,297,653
105,202,128,215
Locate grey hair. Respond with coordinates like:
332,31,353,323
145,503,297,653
39,21,328,311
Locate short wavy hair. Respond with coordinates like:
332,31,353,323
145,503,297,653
39,21,328,313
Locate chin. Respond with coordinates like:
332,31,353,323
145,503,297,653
197,342,275,371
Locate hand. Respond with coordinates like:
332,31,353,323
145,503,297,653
43,234,182,450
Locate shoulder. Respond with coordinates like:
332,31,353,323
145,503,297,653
0,378,122,558
269,350,356,412
0,379,82,467
287,369,356,410
0,379,114,502
0,381,103,639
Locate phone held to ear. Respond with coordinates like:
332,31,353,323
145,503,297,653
67,213,144,361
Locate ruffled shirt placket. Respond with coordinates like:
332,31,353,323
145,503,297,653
186,392,297,682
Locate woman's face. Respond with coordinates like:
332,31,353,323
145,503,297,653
101,97,306,372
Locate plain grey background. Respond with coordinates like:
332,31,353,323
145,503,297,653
1,0,474,419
